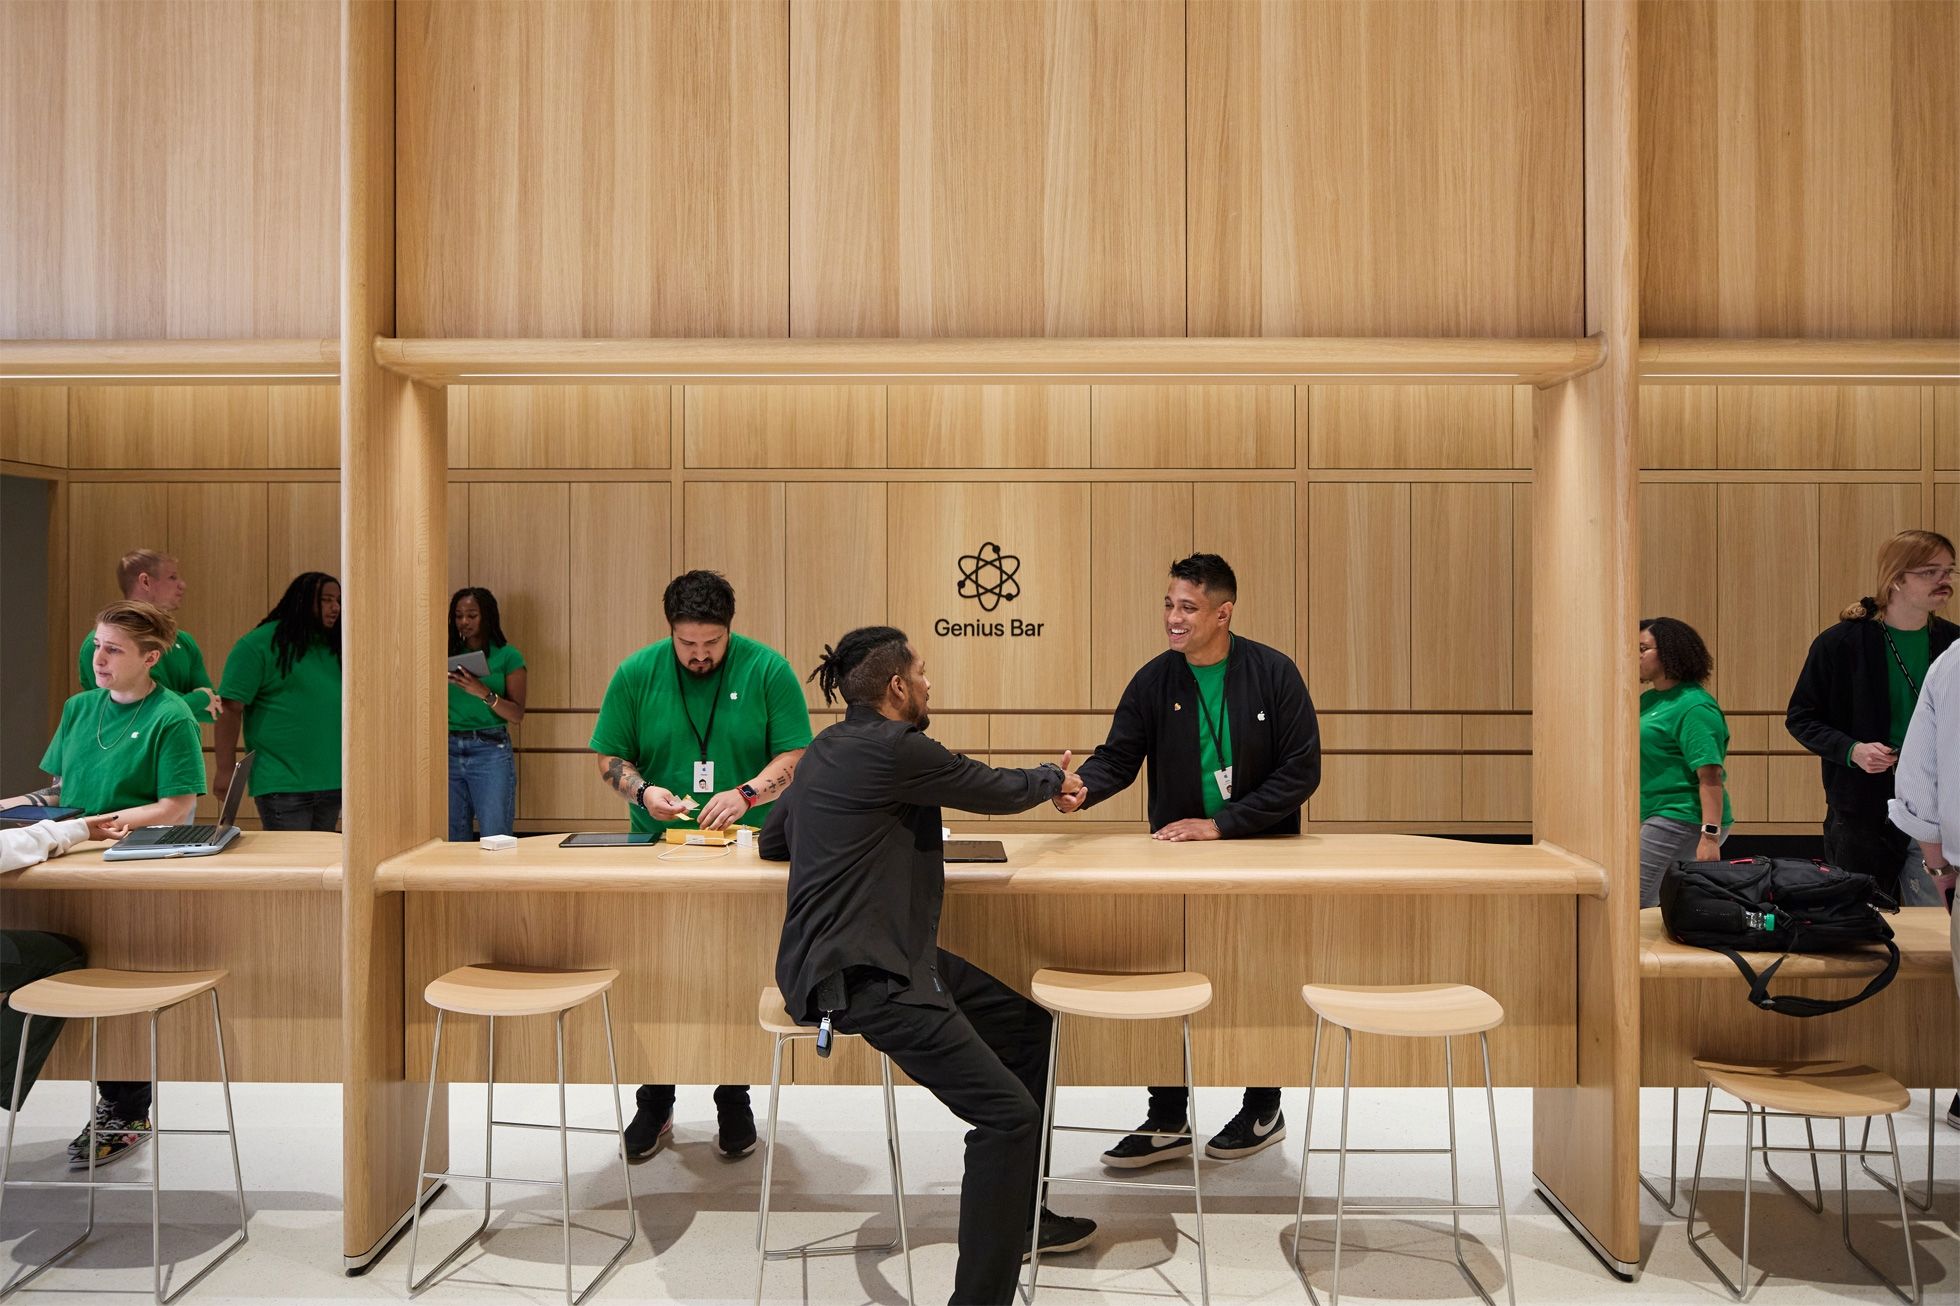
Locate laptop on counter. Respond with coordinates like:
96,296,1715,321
103,753,255,861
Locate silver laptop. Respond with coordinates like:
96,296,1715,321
104,753,255,861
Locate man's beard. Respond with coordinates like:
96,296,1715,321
679,655,722,677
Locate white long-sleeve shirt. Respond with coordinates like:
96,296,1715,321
0,818,90,873
1890,646,1960,900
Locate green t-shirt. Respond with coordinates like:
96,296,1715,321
588,634,814,834
39,686,207,814
78,627,216,723
1882,623,1931,751
1191,652,1234,820
218,623,343,796
1639,682,1733,825
449,642,526,731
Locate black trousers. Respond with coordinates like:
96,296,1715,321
1823,808,1915,902
1148,1084,1280,1124
634,1083,750,1114
833,950,1051,1306
255,789,343,832
1,931,86,1110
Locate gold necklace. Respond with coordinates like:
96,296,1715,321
94,686,158,751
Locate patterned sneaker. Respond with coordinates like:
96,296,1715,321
1099,1119,1192,1169
68,1102,150,1170
1204,1105,1286,1160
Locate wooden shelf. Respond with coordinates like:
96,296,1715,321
1639,908,1955,979
374,335,1604,387
376,831,1606,896
1640,338,1959,383
0,339,340,383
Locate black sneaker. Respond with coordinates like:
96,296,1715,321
1023,1207,1097,1259
1945,1091,1959,1133
717,1100,757,1158
1204,1105,1286,1160
1099,1119,1192,1169
622,1103,673,1159
68,1102,150,1170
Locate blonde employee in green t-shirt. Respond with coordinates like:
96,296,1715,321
76,548,222,724
1638,616,1733,908
215,572,343,831
446,586,528,841
590,569,813,1161
3,600,207,1171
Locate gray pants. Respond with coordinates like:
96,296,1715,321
1639,815,1728,909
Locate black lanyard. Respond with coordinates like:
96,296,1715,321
1880,625,1923,698
673,650,729,761
1192,645,1231,762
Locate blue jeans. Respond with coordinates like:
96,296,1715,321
449,729,516,841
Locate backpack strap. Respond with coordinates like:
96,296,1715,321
1718,941,1901,1018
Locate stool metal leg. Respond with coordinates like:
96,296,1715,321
555,1012,574,1305
1289,1015,1324,1287
597,994,636,1283
879,1051,916,1306
1839,1115,1922,1305
1685,1088,1757,1300
0,1017,102,1299
407,1010,473,1295
1859,1092,1939,1213
753,1032,785,1306
1021,1013,1062,1302
1327,1026,1355,1306
1182,1014,1209,1306
484,1017,496,1235
1760,1107,1823,1214
1479,1032,1516,1306
1640,1088,1684,1212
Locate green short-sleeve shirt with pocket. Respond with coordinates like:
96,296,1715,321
78,628,217,723
1639,682,1733,825
588,634,814,834
218,623,343,796
39,687,207,814
449,643,526,731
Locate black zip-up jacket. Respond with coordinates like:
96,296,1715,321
1785,613,1960,818
762,705,1063,1022
1076,635,1321,837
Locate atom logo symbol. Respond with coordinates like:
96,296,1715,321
956,541,1022,612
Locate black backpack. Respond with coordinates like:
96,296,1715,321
1658,856,1900,1017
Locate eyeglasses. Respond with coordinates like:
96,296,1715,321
1905,566,1958,582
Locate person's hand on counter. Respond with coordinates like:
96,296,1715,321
84,813,124,842
1152,818,1220,842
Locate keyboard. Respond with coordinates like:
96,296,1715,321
148,825,222,846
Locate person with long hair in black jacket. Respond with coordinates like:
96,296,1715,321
215,572,343,830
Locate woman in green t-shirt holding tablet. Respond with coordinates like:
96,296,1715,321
215,572,344,831
1637,616,1733,908
445,587,527,841
2,600,207,1169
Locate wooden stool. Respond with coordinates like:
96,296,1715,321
753,987,913,1306
0,968,247,1304
407,964,634,1305
1293,983,1514,1306
1025,969,1213,1305
1684,1058,1920,1304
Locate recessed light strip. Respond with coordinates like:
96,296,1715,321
452,370,1527,381
1644,372,1959,381
0,372,339,381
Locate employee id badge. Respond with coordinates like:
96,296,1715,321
1213,766,1233,801
693,760,715,793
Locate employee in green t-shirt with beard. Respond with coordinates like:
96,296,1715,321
590,569,813,1161
215,572,343,831
4,600,207,1171
1637,617,1732,908
76,548,222,724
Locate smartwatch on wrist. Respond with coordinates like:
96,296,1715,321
1700,823,1721,837
738,783,759,808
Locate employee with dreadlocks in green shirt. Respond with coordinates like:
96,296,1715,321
215,571,344,831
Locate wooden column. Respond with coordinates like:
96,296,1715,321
341,0,449,1268
1529,0,1641,1278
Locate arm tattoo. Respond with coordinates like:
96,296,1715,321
24,780,61,805
598,755,643,798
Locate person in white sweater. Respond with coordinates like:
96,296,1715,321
1886,644,1960,1131
1,817,104,1111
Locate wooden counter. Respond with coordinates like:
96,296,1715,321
391,832,1599,1091
1639,907,1957,1087
1,832,342,1081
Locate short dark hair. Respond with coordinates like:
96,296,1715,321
1640,616,1714,685
447,586,508,656
663,570,736,627
810,626,912,707
1169,553,1237,603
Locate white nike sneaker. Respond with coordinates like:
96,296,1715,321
1100,1119,1194,1169
1204,1105,1286,1160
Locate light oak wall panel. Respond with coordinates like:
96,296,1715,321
1641,0,1960,337
1410,483,1515,710
1194,482,1297,660
685,386,885,469
468,482,571,709
265,385,340,469
399,0,789,337
0,387,69,467
1090,386,1293,469
168,482,268,689
1638,386,1718,469
265,483,341,604
64,483,171,660
683,481,789,656
69,386,268,470
1934,388,1959,468
785,482,888,703
1816,484,1921,630
1309,386,1517,470
1089,484,1192,708
788,0,1185,337
1716,484,1819,712
888,386,1090,469
1188,0,1583,336
1718,386,1921,471
1639,481,1721,690
567,482,672,706
451,386,670,470
1308,483,1411,710
0,0,339,339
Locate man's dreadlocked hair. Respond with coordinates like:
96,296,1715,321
809,626,912,707
259,571,340,675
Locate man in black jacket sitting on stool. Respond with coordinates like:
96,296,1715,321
763,626,1098,1306
1055,552,1322,1169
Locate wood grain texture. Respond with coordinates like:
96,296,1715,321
1308,483,1411,709
398,0,788,337
469,482,570,708
1088,483,1191,708
1717,483,1819,711
1194,481,1297,659
683,481,788,655
451,386,669,470
266,384,340,468
1309,386,1518,470
888,385,1089,468
1188,0,1583,336
1641,0,1960,337
0,386,68,466
1090,386,1293,469
789,0,1184,337
1717,385,1921,470
784,482,888,703
168,481,268,688
64,482,170,653
0,0,338,339
684,385,886,468
69,385,269,469
266,482,343,609
1410,483,1514,710
567,482,672,705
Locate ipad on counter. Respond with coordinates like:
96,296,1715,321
0,805,85,828
559,832,662,848
944,839,1009,863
